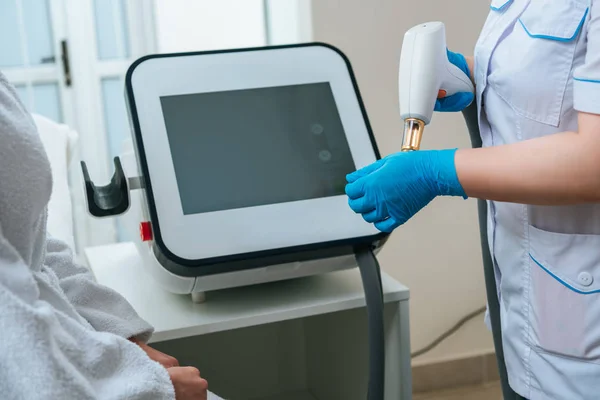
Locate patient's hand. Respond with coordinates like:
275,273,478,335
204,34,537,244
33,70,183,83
130,338,179,368
168,366,208,400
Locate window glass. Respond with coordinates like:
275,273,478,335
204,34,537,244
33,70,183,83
14,83,63,122
0,0,55,67
93,0,131,60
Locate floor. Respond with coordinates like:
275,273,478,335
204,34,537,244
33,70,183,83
414,381,502,400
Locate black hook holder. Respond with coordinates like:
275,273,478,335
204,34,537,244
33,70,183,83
81,157,132,218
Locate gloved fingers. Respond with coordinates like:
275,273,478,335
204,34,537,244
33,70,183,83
374,217,399,233
434,92,474,112
436,93,473,111
446,49,470,78
434,98,445,112
346,159,385,183
345,179,367,200
348,196,375,214
362,207,388,223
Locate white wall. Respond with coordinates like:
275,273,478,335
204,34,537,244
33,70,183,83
265,0,313,45
153,0,312,52
153,0,266,53
310,0,494,364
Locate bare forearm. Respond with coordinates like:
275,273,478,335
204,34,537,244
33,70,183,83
455,115,600,204
465,56,475,82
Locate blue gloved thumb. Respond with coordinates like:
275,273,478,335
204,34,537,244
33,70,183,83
435,92,474,112
434,49,474,112
446,49,470,79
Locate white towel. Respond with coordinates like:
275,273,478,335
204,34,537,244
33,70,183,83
0,74,177,398
0,73,226,400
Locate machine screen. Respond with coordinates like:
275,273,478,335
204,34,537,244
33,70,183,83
160,83,356,215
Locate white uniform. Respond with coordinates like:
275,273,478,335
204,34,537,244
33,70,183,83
475,0,600,398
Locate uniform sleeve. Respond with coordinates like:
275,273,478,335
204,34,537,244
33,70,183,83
574,0,600,114
45,235,155,342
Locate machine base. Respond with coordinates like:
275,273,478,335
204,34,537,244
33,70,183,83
119,146,373,300
135,239,360,298
191,292,206,304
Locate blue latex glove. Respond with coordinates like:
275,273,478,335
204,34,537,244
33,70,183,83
434,50,474,112
345,149,466,232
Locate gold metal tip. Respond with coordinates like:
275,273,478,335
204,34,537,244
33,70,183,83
401,118,425,152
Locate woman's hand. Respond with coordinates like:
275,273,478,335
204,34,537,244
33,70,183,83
168,367,208,400
434,50,475,112
137,341,179,368
345,149,466,232
129,338,179,368
131,339,208,399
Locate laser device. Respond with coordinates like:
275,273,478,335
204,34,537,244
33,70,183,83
81,44,388,399
399,21,474,151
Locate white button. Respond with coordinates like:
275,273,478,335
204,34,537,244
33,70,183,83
578,272,593,287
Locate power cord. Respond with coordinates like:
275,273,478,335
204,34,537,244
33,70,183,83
411,306,487,359
355,248,385,400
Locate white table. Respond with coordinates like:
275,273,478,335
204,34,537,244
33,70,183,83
86,243,412,400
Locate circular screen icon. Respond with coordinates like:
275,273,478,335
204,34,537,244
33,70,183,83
311,123,324,135
319,150,332,162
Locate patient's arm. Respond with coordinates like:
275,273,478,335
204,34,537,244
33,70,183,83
130,337,179,368
44,235,155,342
0,227,175,400
44,235,182,368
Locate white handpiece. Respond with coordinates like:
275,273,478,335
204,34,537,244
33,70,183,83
399,21,474,125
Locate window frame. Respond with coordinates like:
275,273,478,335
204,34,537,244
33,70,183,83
3,0,313,254
2,0,75,126
63,0,157,250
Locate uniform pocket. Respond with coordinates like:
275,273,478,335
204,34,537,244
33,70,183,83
519,0,588,41
487,0,588,127
528,225,600,361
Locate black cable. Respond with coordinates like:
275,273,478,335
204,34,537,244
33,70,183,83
355,248,385,400
410,306,486,359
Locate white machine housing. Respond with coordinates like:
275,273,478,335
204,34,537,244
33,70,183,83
399,21,474,124
120,44,387,296
120,145,372,296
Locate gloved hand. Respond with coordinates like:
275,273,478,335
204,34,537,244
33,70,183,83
434,50,474,112
345,149,466,232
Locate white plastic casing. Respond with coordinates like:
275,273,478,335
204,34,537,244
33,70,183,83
399,21,474,125
128,45,380,262
120,139,362,295
120,147,196,293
